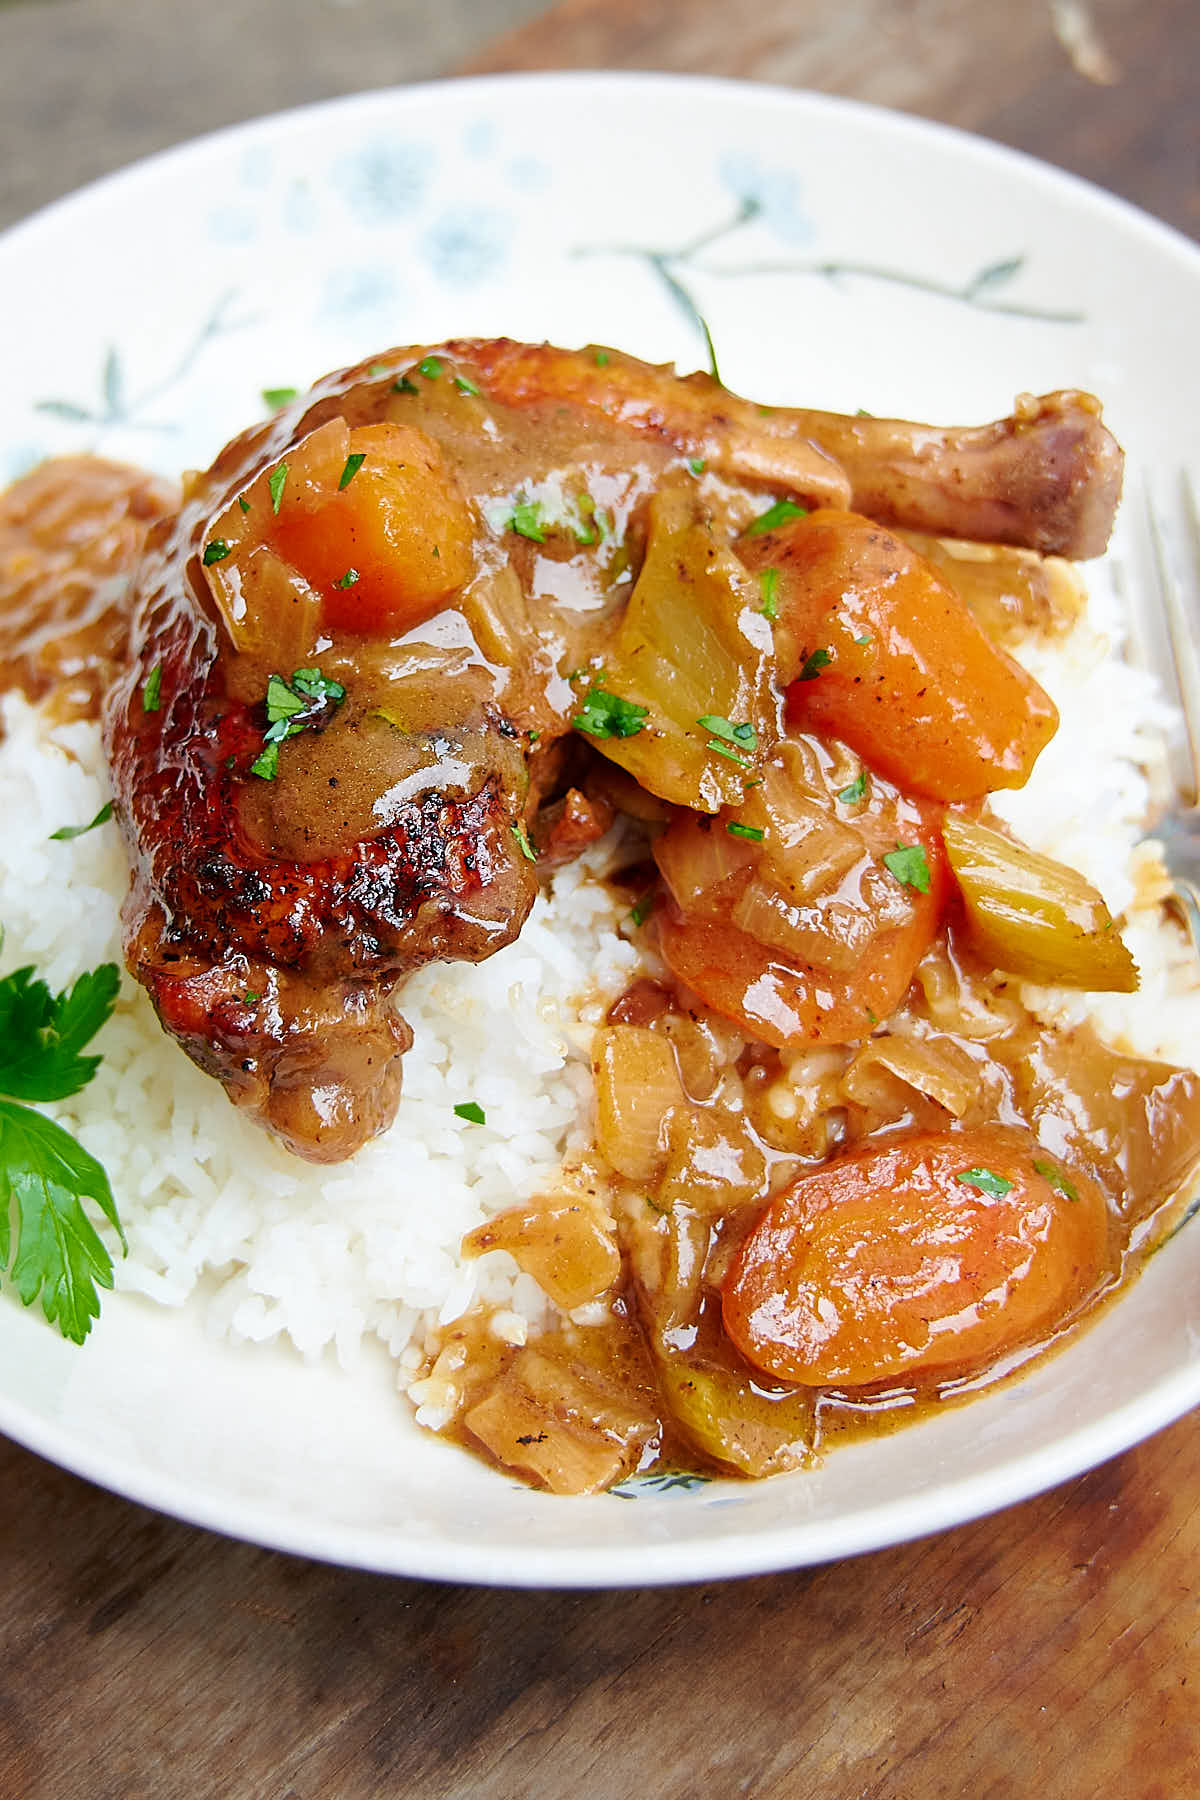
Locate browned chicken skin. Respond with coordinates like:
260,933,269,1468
101,340,1124,1161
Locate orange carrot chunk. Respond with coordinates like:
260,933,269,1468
271,422,474,634
722,1125,1108,1386
739,509,1059,802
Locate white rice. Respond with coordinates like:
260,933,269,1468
0,574,1196,1386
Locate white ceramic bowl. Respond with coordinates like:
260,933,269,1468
1,74,1197,1585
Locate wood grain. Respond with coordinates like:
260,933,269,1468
461,0,1200,240
1,1,1197,1794
1,1410,1197,1797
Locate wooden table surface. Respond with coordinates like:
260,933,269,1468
1,2,1197,1795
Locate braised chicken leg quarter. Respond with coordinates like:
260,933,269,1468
104,340,1123,1160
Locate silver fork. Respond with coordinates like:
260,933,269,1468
1123,474,1200,953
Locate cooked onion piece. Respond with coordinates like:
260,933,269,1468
574,486,773,812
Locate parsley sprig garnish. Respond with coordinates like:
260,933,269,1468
745,498,807,537
572,688,648,740
0,958,125,1343
249,666,347,781
882,844,931,894
954,1167,1013,1199
698,714,757,768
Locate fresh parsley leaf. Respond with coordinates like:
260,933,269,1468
0,960,124,1345
238,496,251,514
333,567,360,589
687,456,706,475
797,647,832,681
0,1100,124,1344
338,452,366,490
261,386,298,410
882,844,931,893
954,1167,1014,1199
268,463,289,514
726,822,764,842
392,375,419,395
836,772,869,805
629,890,659,927
594,349,610,367
417,355,443,379
453,373,481,396
854,633,873,646
202,539,231,566
49,800,113,842
250,741,280,781
142,665,163,712
265,673,305,725
698,715,757,750
454,1102,486,1125
290,668,347,704
512,821,537,863
0,964,120,1103
745,498,807,537
759,567,780,620
1033,1158,1079,1201
253,668,346,776
508,499,546,543
706,739,751,766
572,688,648,740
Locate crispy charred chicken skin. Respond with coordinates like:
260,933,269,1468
103,340,1123,1160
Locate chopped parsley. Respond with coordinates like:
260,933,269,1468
726,821,764,843
594,349,611,367
453,373,482,396
238,496,251,514
49,800,113,842
417,355,443,379
141,664,163,713
882,844,931,894
1033,1158,1079,1201
333,567,360,589
338,452,366,490
268,462,289,515
202,539,231,566
249,741,280,781
797,646,832,681
392,375,419,395
698,715,757,751
572,688,648,740
0,960,125,1343
836,772,869,805
955,1167,1014,1199
454,1102,486,1125
854,633,873,647
699,714,756,766
290,667,347,704
629,890,659,927
745,498,807,537
511,821,537,863
571,493,598,546
687,456,706,475
261,386,298,410
759,567,780,620
250,666,347,779
507,499,546,543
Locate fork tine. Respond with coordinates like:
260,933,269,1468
1146,479,1200,807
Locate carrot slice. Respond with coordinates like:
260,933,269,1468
739,509,1059,801
722,1125,1108,1385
